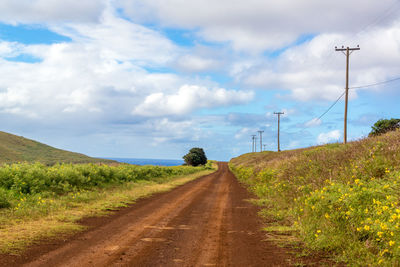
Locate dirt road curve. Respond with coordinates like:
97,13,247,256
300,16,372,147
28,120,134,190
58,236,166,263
2,162,292,267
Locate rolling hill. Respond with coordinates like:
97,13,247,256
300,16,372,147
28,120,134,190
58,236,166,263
0,131,113,165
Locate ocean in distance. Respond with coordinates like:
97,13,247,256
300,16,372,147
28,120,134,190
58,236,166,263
106,158,184,166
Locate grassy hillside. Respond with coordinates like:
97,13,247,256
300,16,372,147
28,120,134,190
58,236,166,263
230,130,400,266
0,131,113,165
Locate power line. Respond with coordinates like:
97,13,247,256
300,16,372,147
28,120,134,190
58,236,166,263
284,2,400,149
301,74,400,130
310,75,400,127
255,2,400,150
351,0,400,38
317,90,346,121
349,76,400,89
294,89,345,134
309,75,400,130
302,1,400,96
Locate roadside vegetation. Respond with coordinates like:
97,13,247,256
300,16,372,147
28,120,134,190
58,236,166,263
0,161,216,253
230,130,400,266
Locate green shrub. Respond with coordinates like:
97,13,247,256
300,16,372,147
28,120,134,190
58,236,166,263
369,118,400,136
183,147,207,166
0,188,11,209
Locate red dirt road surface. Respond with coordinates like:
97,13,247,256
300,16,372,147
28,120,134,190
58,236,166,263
1,162,295,266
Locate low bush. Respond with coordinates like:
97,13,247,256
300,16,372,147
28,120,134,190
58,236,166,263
0,162,205,212
0,188,10,209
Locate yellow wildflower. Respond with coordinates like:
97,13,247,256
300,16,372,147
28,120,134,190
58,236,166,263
380,249,389,256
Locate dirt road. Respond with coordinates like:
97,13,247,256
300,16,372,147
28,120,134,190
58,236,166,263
1,162,292,266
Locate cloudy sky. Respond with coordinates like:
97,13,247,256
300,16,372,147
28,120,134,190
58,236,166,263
0,0,400,161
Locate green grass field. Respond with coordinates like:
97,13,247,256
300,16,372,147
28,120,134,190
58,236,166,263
230,130,400,266
0,161,216,253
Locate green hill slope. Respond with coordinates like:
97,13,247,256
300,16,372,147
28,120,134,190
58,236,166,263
229,130,400,265
0,131,113,165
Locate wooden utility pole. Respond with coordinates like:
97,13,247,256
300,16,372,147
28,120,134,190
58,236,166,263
274,112,284,152
335,45,360,144
251,135,256,152
258,130,264,152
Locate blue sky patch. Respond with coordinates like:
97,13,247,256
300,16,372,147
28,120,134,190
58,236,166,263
264,33,316,58
0,23,71,44
5,54,42,63
163,28,196,47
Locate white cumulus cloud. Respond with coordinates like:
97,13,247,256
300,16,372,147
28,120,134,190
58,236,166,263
317,130,341,144
133,85,254,117
174,54,221,72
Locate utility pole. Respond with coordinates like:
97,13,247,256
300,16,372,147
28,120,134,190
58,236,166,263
274,112,284,152
251,135,256,152
258,130,264,152
263,144,267,151
335,45,360,144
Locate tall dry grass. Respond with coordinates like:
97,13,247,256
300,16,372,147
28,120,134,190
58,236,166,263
230,130,400,265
